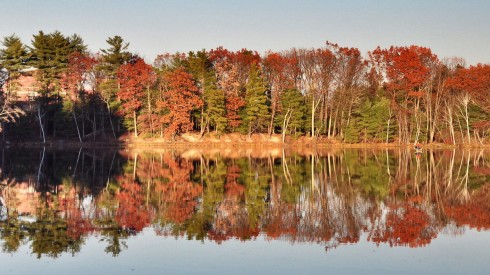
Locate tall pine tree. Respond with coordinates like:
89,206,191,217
203,71,227,133
243,65,269,136
0,34,29,93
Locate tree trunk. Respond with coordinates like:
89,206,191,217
282,109,292,142
446,104,456,145
106,102,117,139
93,108,97,142
37,105,46,143
73,110,82,143
147,86,153,135
311,98,315,138
386,117,391,144
269,107,276,137
133,111,138,137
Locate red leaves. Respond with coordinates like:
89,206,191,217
447,64,490,111
370,45,438,95
157,68,203,137
225,94,246,128
62,52,97,98
117,58,155,115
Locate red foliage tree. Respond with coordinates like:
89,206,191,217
447,64,490,112
157,68,203,138
263,52,298,135
117,58,155,137
369,46,438,143
63,51,98,98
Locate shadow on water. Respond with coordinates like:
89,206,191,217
0,147,489,257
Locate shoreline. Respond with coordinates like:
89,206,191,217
1,133,487,149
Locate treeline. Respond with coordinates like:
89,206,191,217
0,31,489,144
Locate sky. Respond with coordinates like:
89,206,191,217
1,0,489,65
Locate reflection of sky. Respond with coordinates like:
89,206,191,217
1,0,489,65
1,228,489,274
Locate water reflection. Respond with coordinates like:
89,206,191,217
0,147,489,257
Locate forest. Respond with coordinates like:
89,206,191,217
0,31,489,145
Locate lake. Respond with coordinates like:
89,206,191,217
0,147,489,274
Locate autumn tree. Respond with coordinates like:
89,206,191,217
447,64,490,144
263,52,297,135
296,47,337,138
157,68,203,138
210,48,245,131
117,57,155,137
370,46,438,144
328,43,367,139
63,52,98,142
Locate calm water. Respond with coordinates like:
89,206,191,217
0,147,489,274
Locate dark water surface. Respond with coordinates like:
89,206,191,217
0,147,489,274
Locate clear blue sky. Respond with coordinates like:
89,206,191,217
1,0,489,65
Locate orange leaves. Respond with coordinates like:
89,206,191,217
225,94,246,129
157,68,203,137
117,58,155,115
62,51,97,97
370,45,438,95
446,64,490,111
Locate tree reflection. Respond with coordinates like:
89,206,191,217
0,147,489,257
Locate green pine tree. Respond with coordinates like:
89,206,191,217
30,31,86,93
204,71,227,133
0,34,29,92
243,65,270,136
99,36,131,77
276,89,307,138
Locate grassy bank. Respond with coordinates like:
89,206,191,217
2,132,488,149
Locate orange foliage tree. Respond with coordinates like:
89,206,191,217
117,57,155,137
369,46,438,143
157,68,203,138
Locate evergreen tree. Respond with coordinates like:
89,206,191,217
100,35,131,77
203,71,227,133
243,65,269,136
30,31,86,93
276,89,307,138
186,50,211,135
99,36,132,136
0,34,29,92
344,97,393,143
